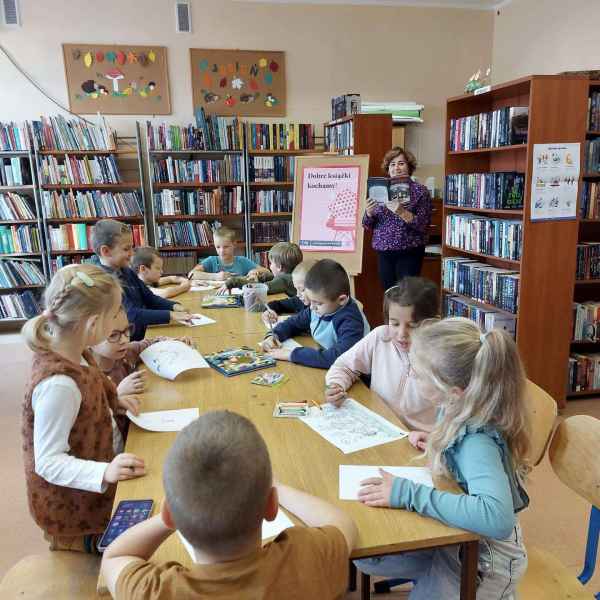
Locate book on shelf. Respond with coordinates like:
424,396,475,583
29,116,114,151
0,157,32,187
330,94,361,121
194,110,243,151
160,251,197,275
589,90,600,132
249,156,295,183
568,353,600,393
251,221,291,244
250,190,293,213
585,139,600,174
49,223,144,251
572,301,600,342
325,120,354,153
0,259,45,288
445,213,523,261
153,188,243,216
442,257,519,314
449,107,528,151
580,182,600,219
42,190,143,219
49,254,95,274
445,172,524,210
246,122,315,151
146,122,217,152
151,155,243,184
40,155,121,186
253,250,269,268
0,290,41,319
444,294,516,338
576,242,600,280
0,224,41,254
157,220,221,248
0,122,29,152
0,192,36,220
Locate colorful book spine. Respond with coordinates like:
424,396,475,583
246,122,314,151
41,190,143,218
0,259,45,288
40,155,122,186
445,172,524,210
0,290,41,319
576,242,600,280
157,220,222,248
251,221,291,243
29,116,114,151
0,122,29,151
0,193,36,220
151,156,243,184
444,294,516,338
0,225,41,254
250,190,293,213
153,188,243,216
325,121,353,153
249,156,295,182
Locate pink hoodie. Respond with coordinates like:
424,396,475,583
325,325,437,431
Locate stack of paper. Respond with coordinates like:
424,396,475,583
338,465,433,499
127,408,199,432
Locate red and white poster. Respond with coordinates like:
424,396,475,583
298,165,361,252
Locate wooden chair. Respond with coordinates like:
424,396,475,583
0,551,101,599
518,415,600,599
525,379,558,466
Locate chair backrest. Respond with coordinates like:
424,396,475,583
525,379,558,466
549,415,600,507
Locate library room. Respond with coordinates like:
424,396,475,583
1,0,599,598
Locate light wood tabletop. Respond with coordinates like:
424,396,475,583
100,290,479,599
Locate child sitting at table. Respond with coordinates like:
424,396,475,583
132,246,191,299
100,410,357,599
262,259,370,369
325,277,439,431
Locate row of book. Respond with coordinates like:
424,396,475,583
580,182,600,219
194,110,242,151
249,156,295,182
589,91,600,132
585,139,600,174
443,294,516,338
160,251,197,275
576,242,600,280
442,257,520,313
445,214,523,261
331,94,361,121
0,192,36,221
250,190,293,213
49,223,145,251
247,123,315,151
0,122,29,152
444,172,524,210
0,291,41,319
153,188,243,216
251,221,291,244
0,259,45,288
324,121,354,153
0,225,41,254
157,221,220,248
572,301,600,342
30,116,114,151
1,157,32,187
42,190,143,219
49,254,94,274
40,155,121,186
151,156,243,184
568,353,600,393
449,107,528,151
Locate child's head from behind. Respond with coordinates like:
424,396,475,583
268,242,303,276
410,317,530,476
291,260,315,305
384,277,439,352
132,246,163,285
163,411,275,557
91,308,133,362
22,264,122,353
91,219,134,269
305,259,350,316
212,227,236,264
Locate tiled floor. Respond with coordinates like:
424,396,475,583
1,333,599,598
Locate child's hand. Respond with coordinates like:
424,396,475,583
216,284,229,296
267,347,292,361
170,310,192,325
262,308,279,326
246,269,260,282
117,394,142,416
357,468,395,507
325,383,347,407
260,336,281,351
215,271,233,281
365,198,379,217
175,336,193,346
179,278,191,292
187,266,202,279
103,453,146,484
408,431,429,452
117,370,147,396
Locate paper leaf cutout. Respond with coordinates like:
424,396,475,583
199,59,209,71
116,51,126,65
269,61,279,73
225,95,236,107
138,53,148,67
219,77,227,88
148,50,156,63
249,78,259,91
250,64,259,77
72,49,81,60
264,72,273,85
202,72,212,87
227,63,235,74
219,64,227,76
84,52,93,68
95,51,104,63
231,77,244,90
127,51,138,64
258,58,268,68
106,51,116,63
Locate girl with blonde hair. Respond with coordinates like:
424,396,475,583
355,317,530,599
21,264,146,554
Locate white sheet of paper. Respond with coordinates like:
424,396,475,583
127,408,199,432
140,339,209,380
190,281,221,291
339,465,433,500
299,398,408,454
177,509,294,561
281,338,302,351
185,313,216,327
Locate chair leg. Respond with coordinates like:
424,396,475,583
578,506,600,585
361,571,371,600
348,560,357,592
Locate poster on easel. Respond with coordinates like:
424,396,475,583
530,143,580,221
291,155,369,276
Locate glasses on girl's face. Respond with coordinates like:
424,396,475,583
106,324,135,344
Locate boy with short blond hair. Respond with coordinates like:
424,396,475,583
101,410,356,599
132,246,191,299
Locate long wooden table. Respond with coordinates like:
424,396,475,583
100,290,479,599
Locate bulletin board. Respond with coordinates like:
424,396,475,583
189,48,286,117
291,155,370,276
62,44,171,115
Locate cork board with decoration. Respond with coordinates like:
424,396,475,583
190,49,286,117
62,44,171,115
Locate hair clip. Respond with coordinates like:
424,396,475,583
75,271,94,287
480,332,487,344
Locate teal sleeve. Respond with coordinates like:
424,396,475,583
201,256,218,273
235,256,259,275
390,433,516,540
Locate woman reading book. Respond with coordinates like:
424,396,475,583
362,147,432,291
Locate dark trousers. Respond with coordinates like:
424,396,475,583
377,246,426,291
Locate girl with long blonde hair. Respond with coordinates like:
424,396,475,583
355,317,531,599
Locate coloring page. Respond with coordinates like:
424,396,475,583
140,340,209,380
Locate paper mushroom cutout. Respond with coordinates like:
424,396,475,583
105,68,125,93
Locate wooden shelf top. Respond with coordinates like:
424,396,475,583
158,242,245,252
0,219,38,225
589,81,600,88
448,144,527,156
442,288,518,317
443,245,521,268
250,212,292,217
38,149,119,156
0,185,34,192
252,242,278,247
0,251,42,258
586,131,600,137
50,249,94,255
149,149,242,156
46,216,143,224
156,214,241,222
0,284,45,292
583,173,600,178
249,181,293,187
444,205,524,217
153,182,243,189
579,219,600,224
248,149,319,155
42,183,140,191
447,75,533,104
0,150,29,157
571,340,600,346
567,389,600,397
324,115,356,126
575,279,600,285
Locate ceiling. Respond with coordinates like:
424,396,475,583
234,0,512,9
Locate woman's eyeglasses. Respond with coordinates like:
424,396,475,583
106,324,135,343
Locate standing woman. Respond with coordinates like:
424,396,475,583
363,147,432,291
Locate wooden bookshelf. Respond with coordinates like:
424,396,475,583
152,182,243,189
443,74,590,407
41,183,141,191
442,288,518,318
444,205,524,217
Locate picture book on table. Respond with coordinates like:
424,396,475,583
204,346,276,377
201,294,243,308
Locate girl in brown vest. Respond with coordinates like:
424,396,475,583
21,264,146,553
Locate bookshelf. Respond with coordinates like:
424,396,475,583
0,127,48,330
443,74,589,407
